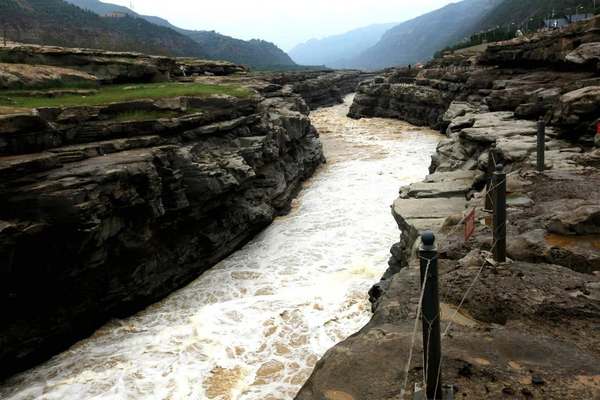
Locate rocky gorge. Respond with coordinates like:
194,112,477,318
0,44,370,379
0,13,599,400
298,15,600,400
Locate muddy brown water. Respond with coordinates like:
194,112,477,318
0,94,442,400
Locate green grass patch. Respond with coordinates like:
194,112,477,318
0,82,252,109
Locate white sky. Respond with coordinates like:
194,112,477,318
107,0,458,51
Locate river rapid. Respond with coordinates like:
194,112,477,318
0,95,442,400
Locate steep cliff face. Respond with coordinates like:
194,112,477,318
0,80,325,377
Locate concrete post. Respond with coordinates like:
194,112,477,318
419,231,442,399
537,119,546,172
492,164,507,263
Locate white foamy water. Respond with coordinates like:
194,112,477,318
0,95,441,400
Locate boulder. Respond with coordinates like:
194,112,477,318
551,86,600,136
0,63,97,90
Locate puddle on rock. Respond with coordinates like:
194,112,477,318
0,94,442,400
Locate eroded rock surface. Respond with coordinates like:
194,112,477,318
0,44,247,84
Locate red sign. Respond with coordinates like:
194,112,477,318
596,121,600,136
464,208,476,241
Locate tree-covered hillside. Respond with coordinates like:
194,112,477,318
64,0,296,68
0,0,207,57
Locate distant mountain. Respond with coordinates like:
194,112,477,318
289,23,397,68
184,31,296,68
64,0,296,68
0,0,207,58
351,0,503,70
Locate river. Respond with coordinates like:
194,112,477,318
0,95,442,400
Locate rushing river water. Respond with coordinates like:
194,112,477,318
0,95,441,400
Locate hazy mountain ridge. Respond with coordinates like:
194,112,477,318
289,22,397,68
352,0,503,70
64,0,296,67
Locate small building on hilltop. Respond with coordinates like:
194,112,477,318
544,14,594,29
103,12,127,18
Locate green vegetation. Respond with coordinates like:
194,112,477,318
0,83,252,109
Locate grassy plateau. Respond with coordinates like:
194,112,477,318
0,82,252,109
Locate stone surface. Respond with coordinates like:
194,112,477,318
551,86,600,136
0,63,97,90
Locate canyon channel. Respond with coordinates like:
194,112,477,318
0,95,442,400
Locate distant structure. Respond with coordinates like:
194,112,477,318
544,13,594,29
104,12,127,18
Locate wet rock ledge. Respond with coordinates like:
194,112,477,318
298,16,600,400
0,43,370,378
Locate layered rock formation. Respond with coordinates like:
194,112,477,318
350,16,600,137
0,44,248,85
263,70,372,110
298,16,600,400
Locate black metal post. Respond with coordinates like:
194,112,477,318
419,231,442,399
492,164,507,263
485,143,497,211
537,119,546,172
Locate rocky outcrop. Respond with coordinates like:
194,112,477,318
551,86,600,137
262,70,372,109
0,63,98,90
480,16,600,71
349,73,455,129
0,88,324,378
0,44,247,84
348,16,600,137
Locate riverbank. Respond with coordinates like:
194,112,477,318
298,16,600,400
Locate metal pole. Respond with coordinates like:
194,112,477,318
492,165,507,263
537,118,546,172
419,231,442,399
485,143,497,211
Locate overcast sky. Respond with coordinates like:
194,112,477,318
107,0,458,51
